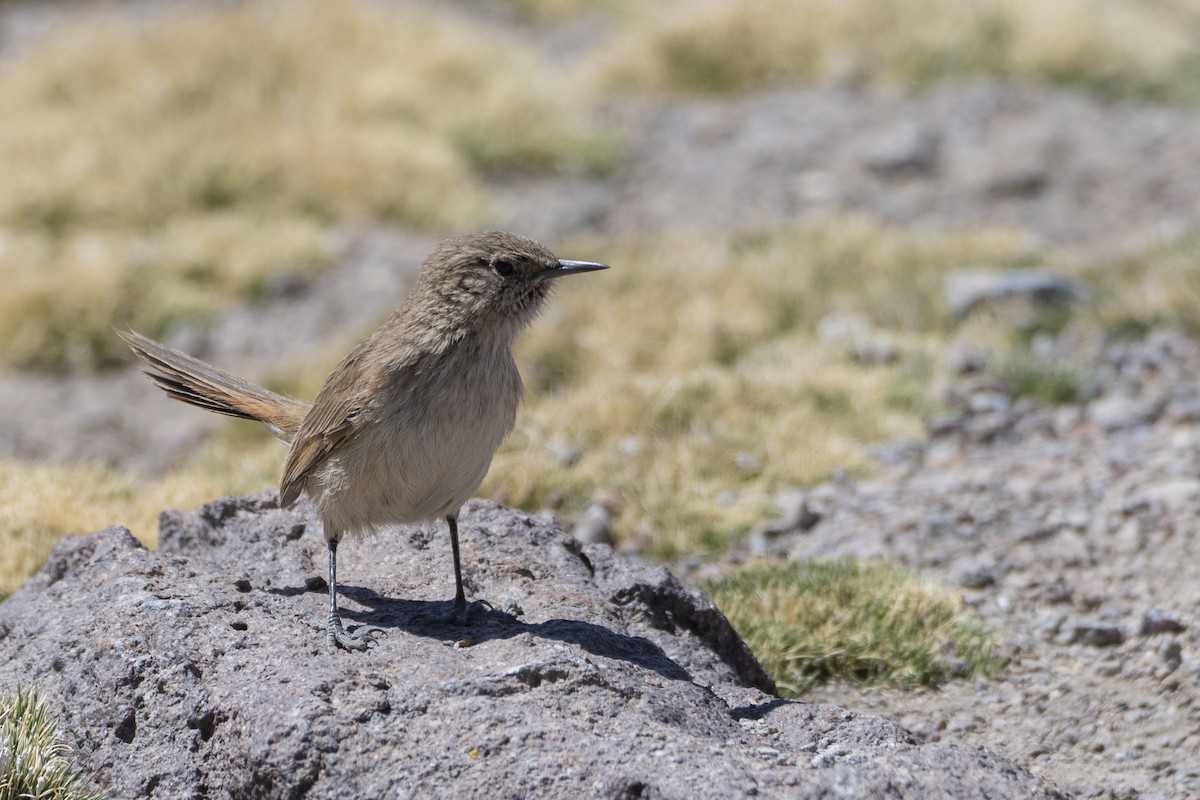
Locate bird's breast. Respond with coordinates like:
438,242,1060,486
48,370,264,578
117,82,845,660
315,341,522,533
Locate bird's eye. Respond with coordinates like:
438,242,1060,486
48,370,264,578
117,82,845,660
492,258,514,277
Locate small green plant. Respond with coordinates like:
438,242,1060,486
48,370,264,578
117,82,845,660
707,559,1003,696
0,686,104,800
997,353,1082,404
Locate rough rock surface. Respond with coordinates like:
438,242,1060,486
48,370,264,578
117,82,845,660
0,496,1062,799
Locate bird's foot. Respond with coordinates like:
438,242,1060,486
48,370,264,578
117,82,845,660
326,614,378,652
328,625,374,652
455,598,493,625
304,614,374,652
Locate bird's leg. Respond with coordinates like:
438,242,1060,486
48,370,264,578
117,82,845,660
446,514,489,624
448,514,467,618
326,537,374,651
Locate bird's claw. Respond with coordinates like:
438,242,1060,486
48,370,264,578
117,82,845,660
326,616,379,652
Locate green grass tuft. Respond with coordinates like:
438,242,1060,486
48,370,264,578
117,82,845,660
707,559,1004,696
997,353,1083,404
0,686,103,800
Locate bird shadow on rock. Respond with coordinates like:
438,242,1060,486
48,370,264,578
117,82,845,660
730,697,790,721
330,584,693,683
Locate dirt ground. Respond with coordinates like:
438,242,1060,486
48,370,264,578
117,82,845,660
3,3,1200,797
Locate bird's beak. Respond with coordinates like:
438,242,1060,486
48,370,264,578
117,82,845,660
537,259,609,281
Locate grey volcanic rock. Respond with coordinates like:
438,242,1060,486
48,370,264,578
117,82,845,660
0,495,1063,799
943,269,1086,319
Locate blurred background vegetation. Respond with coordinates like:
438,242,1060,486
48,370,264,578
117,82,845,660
2,0,1200,696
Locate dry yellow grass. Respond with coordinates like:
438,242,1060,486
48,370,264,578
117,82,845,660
1084,232,1200,335
0,0,614,370
489,222,1199,557
2,0,1191,372
589,0,1200,100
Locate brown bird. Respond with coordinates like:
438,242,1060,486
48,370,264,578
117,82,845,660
120,231,608,651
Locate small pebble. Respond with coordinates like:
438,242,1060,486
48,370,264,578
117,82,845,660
1158,639,1183,667
1140,609,1186,636
1069,622,1125,647
959,566,997,589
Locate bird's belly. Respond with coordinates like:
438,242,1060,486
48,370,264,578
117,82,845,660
315,430,496,534
312,361,519,534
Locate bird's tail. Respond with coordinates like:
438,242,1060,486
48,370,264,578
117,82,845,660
118,329,310,445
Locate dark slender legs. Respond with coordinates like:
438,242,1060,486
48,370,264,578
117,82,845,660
443,514,491,624
326,537,373,651
324,517,482,643
447,514,467,620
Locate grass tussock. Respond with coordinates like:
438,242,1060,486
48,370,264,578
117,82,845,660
590,0,1200,101
997,353,1084,405
707,559,1003,696
0,0,615,370
0,686,103,800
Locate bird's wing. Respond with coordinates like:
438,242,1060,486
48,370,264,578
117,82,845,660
279,349,382,508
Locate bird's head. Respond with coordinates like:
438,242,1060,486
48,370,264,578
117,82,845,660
419,231,608,339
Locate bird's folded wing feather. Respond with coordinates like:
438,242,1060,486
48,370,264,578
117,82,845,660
279,352,380,507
